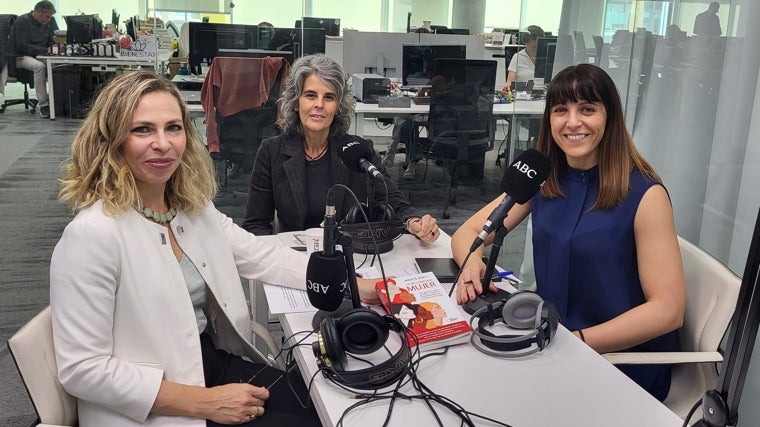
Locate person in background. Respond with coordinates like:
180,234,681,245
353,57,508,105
382,26,432,179
693,2,722,37
243,54,439,244
9,0,56,118
50,71,325,426
451,64,685,401
504,25,545,92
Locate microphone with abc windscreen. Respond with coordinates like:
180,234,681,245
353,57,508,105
306,188,356,328
469,149,551,252
463,149,551,314
338,140,384,180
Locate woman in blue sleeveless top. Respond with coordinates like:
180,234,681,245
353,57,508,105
451,64,685,401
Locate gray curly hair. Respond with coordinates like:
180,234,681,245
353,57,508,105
278,54,355,137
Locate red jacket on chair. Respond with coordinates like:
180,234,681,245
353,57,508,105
200,56,290,153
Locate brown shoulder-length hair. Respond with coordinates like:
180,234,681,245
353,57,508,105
536,64,660,209
58,71,216,215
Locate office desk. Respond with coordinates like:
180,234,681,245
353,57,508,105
40,56,156,120
268,233,683,427
351,99,545,136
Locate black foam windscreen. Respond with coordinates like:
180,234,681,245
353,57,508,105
338,140,374,173
306,252,348,311
500,149,552,204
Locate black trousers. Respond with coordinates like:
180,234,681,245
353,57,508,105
200,333,322,427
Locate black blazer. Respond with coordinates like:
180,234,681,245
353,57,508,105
243,133,423,235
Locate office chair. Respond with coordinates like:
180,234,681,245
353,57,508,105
573,31,597,64
8,303,286,427
415,59,497,219
201,56,290,202
603,235,741,421
0,14,38,114
7,306,77,427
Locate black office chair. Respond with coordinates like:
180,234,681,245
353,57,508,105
0,14,38,114
415,59,497,219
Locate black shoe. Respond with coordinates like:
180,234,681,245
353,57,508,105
39,106,50,119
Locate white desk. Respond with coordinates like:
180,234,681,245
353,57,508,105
351,99,545,136
268,233,683,427
40,56,156,120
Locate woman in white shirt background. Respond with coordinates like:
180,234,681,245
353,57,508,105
504,25,545,92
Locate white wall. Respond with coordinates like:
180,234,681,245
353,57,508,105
485,0,563,34
230,0,302,27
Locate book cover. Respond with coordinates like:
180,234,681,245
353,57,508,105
375,271,472,351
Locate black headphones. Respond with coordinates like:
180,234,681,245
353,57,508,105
312,308,411,389
339,203,404,254
469,291,559,358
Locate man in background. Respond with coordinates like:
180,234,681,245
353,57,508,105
693,2,722,37
10,0,56,118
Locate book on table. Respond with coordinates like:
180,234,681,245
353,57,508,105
375,271,472,351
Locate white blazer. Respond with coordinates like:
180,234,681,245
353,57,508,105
50,201,308,426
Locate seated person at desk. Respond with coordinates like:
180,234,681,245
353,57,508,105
382,76,448,179
504,25,544,92
450,64,685,401
243,54,439,243
50,71,322,426
10,0,56,118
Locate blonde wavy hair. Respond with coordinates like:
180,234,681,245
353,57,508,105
58,71,216,215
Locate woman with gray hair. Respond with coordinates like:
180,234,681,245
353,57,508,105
243,54,439,243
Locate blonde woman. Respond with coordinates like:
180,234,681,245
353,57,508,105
51,71,320,426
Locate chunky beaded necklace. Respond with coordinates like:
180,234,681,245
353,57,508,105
134,205,177,225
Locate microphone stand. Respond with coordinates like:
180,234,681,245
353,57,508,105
366,174,377,221
463,222,511,315
311,232,362,328
340,233,361,309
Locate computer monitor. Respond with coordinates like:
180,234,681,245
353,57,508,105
266,27,326,59
534,36,558,81
402,44,466,86
433,58,497,98
300,17,340,37
432,26,470,35
188,22,259,68
64,14,102,45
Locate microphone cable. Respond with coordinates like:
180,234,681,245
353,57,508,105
330,183,391,290
447,250,476,297
335,324,513,427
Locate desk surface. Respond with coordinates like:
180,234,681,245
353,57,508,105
41,55,156,120
266,233,683,427
354,99,545,116
351,99,545,137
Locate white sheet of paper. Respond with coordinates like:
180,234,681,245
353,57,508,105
262,283,318,314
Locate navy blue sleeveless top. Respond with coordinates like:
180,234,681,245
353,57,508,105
531,165,678,401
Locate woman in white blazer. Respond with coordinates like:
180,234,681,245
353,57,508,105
50,71,322,427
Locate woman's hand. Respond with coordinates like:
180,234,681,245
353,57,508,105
454,261,498,304
406,214,440,244
356,277,381,305
201,383,269,425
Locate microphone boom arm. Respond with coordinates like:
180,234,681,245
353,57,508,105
462,219,511,314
